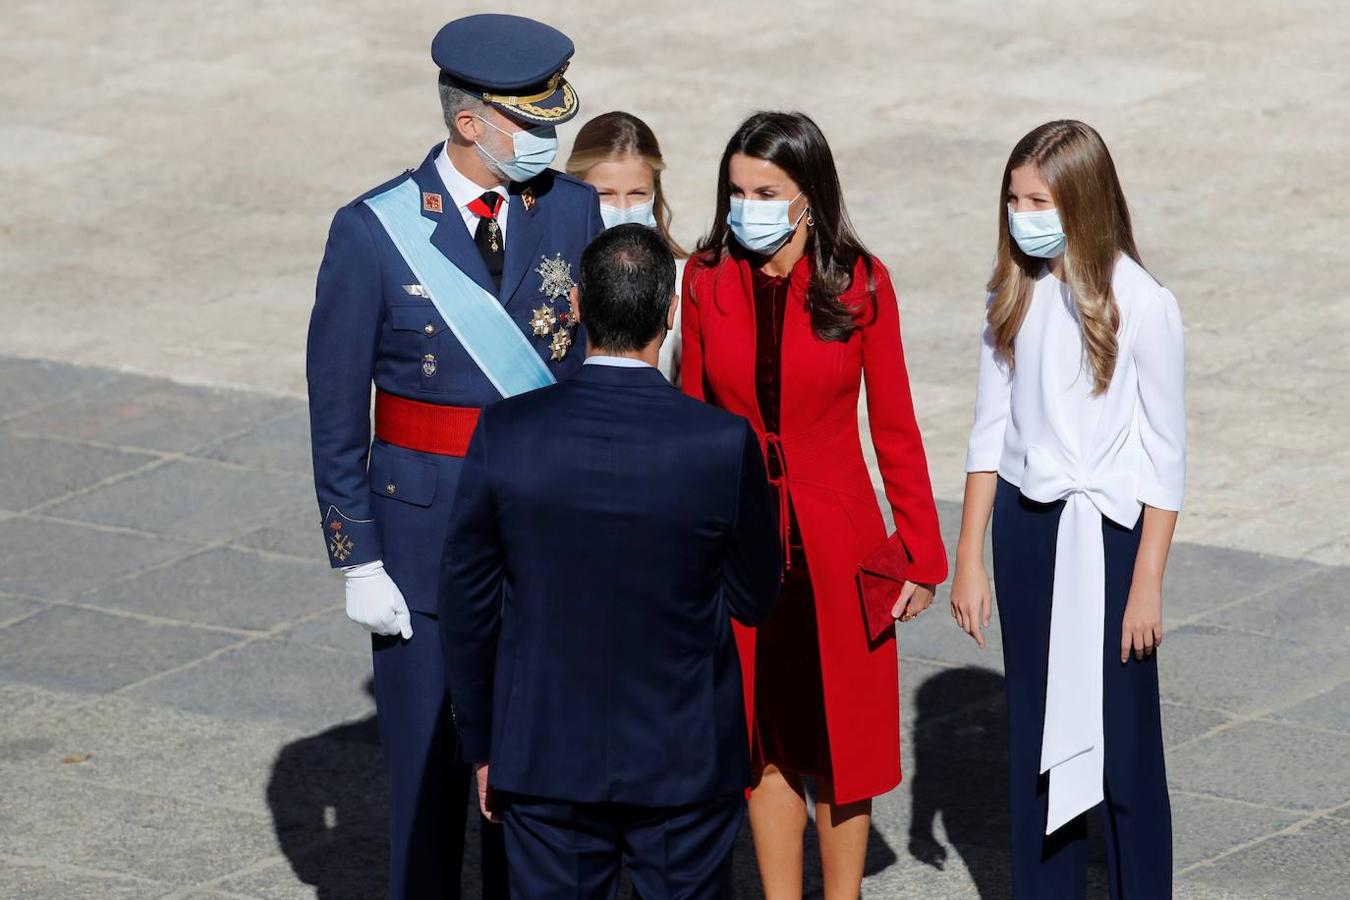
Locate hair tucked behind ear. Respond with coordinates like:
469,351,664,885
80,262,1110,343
696,111,874,342
987,120,1141,394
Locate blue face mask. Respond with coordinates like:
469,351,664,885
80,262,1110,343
475,115,558,183
727,192,806,255
1007,207,1066,259
600,199,657,230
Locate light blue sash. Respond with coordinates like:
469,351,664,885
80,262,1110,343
363,179,555,398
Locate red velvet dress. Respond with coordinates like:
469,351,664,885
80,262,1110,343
682,250,947,804
748,267,832,779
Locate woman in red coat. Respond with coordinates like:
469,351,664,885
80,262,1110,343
682,111,948,898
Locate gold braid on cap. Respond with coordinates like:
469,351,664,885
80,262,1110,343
481,63,575,119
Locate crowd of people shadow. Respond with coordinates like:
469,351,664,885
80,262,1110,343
264,667,1116,898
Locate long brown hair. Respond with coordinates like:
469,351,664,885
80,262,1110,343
565,111,687,259
987,120,1141,394
696,111,873,343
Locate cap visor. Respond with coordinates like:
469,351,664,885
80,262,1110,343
491,79,579,125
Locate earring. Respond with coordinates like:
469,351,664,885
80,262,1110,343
805,209,815,227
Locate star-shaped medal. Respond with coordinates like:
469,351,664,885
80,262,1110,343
530,304,558,337
535,253,575,302
550,327,573,361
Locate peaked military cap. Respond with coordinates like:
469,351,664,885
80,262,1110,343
432,14,579,125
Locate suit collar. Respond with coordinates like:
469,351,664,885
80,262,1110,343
410,145,496,296
570,361,673,389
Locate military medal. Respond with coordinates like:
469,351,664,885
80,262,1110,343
421,353,437,377
532,253,578,360
487,219,500,252
535,253,575,300
530,304,558,337
550,327,573,361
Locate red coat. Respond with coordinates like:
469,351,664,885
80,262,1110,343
681,251,948,804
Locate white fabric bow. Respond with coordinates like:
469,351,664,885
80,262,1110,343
1020,442,1141,834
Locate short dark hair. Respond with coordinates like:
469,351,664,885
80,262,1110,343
577,224,675,353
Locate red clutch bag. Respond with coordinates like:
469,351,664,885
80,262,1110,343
856,531,911,642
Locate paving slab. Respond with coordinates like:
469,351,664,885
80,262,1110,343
0,605,241,694
1177,817,1350,900
0,430,155,511
1170,793,1303,869
0,691,367,822
0,593,44,627
1218,565,1350,649
194,407,312,477
1157,624,1350,716
0,357,111,421
1161,702,1232,750
275,607,369,658
231,502,326,562
0,515,193,599
1269,678,1350,735
83,545,335,631
123,638,375,731
3,372,296,454
1168,720,1350,813
0,860,171,900
0,775,280,886
41,457,312,543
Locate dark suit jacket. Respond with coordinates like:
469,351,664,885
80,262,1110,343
440,362,780,807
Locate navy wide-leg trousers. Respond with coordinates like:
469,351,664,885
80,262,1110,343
992,477,1172,899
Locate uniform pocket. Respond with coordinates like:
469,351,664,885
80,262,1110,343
367,441,438,507
387,304,446,336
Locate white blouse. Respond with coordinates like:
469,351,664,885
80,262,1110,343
966,255,1185,834
657,258,686,384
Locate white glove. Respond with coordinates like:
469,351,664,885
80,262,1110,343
342,561,413,639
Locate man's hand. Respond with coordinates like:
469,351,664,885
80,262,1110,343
343,561,413,639
893,582,936,623
474,762,500,823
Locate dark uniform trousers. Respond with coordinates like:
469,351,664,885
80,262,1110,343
372,611,506,899
992,476,1173,899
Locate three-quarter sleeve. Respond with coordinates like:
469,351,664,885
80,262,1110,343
965,301,1012,473
1133,286,1186,510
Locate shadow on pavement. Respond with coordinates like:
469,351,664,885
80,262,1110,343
908,665,1011,898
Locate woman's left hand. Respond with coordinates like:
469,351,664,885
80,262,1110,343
893,581,935,623
1121,580,1163,662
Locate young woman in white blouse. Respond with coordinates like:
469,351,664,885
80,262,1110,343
566,111,688,383
951,120,1185,899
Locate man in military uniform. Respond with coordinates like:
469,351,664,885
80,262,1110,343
306,14,601,898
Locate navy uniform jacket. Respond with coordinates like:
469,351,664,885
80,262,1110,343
307,143,602,612
440,364,782,807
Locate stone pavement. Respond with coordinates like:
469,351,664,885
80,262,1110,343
3,0,1350,896
2,355,1349,897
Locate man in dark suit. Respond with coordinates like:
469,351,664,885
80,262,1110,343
440,224,781,898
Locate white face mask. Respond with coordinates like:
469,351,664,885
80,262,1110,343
727,192,806,254
599,199,657,230
474,114,559,183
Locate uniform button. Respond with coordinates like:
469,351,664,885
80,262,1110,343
386,483,397,494
423,323,435,335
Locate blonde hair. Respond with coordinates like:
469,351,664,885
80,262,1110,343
987,120,1141,394
565,111,687,259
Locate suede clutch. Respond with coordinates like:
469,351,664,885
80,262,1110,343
856,531,911,642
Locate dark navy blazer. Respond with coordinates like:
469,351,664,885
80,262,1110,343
440,363,781,807
306,144,601,612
